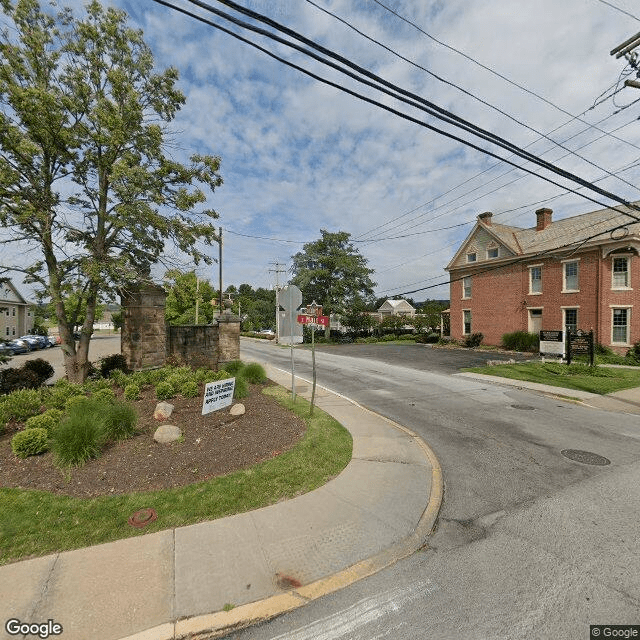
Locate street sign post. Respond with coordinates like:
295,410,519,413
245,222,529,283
278,285,303,401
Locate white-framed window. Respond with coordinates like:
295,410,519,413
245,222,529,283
612,307,631,344
487,247,499,259
529,265,542,294
563,308,578,333
463,309,472,335
462,276,472,299
612,256,630,289
467,252,477,263
563,261,579,292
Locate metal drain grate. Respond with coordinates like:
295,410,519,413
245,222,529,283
560,449,611,466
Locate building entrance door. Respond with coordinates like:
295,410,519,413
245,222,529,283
528,309,542,334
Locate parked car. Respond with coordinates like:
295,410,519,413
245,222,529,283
0,341,12,357
8,339,31,354
23,334,50,349
259,329,275,336
46,336,58,347
18,335,41,350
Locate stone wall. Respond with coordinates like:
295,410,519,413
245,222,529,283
121,283,240,371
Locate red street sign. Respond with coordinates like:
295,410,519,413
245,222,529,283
297,314,329,327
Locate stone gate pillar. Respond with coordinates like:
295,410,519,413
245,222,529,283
216,308,241,369
120,283,167,371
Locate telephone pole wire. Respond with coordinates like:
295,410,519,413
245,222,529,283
269,261,287,344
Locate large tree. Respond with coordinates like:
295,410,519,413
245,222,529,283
290,230,376,335
0,0,222,382
164,269,217,325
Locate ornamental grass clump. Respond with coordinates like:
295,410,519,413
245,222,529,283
233,376,249,399
101,401,138,441
223,360,245,376
241,362,267,384
44,382,85,410
52,400,107,467
11,428,49,459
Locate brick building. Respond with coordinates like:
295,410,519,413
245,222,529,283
445,204,640,352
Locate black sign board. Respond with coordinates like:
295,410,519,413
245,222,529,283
540,330,563,342
567,330,594,366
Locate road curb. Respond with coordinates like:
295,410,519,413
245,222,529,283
121,370,443,640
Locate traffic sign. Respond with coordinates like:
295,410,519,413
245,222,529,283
297,314,329,327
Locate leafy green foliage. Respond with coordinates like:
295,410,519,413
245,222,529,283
241,363,267,384
25,410,63,436
44,382,85,410
52,405,107,468
11,428,49,459
223,360,245,376
290,230,376,330
464,333,484,348
502,331,540,352
164,270,218,325
65,395,90,413
0,0,223,384
123,383,141,400
180,380,199,398
92,388,116,404
99,354,129,379
0,389,43,422
22,359,55,384
233,376,249,399
155,381,175,401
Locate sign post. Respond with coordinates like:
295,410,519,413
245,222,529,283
567,329,594,366
278,285,302,401
539,330,565,361
201,377,236,415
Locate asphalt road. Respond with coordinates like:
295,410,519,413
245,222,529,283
232,338,640,640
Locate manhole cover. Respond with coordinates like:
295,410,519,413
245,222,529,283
560,449,611,466
128,507,158,528
511,404,535,410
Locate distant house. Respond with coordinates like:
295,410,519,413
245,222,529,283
445,205,640,352
377,299,416,318
0,279,34,338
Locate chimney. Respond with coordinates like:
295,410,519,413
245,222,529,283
478,211,493,226
536,207,552,231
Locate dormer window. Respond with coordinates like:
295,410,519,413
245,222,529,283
466,252,477,263
487,247,499,259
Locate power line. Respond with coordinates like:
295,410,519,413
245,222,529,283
305,0,640,194
370,0,640,150
595,0,640,22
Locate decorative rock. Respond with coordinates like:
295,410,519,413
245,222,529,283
230,403,245,416
153,425,182,443
154,402,174,421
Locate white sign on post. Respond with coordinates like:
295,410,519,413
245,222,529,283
201,377,236,415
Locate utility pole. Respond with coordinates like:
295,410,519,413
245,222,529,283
268,261,286,344
218,227,223,317
611,31,640,89
195,276,200,324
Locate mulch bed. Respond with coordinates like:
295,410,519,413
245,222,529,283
0,383,307,498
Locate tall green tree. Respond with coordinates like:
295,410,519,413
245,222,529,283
0,0,222,381
164,270,217,325
290,230,376,336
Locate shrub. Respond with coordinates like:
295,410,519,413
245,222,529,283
22,358,55,385
11,428,49,458
241,362,267,384
43,383,85,410
502,331,539,352
180,380,199,398
381,334,398,342
51,401,107,467
398,333,415,341
123,383,141,400
223,360,245,376
83,377,114,393
25,409,63,436
626,341,640,364
0,367,42,394
99,353,129,379
416,332,440,344
92,388,116,404
109,369,129,389
102,401,138,441
1,388,43,422
464,333,484,348
233,376,249,399
155,380,175,401
146,367,173,385
65,394,90,413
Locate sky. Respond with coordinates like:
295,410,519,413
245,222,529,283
4,0,640,302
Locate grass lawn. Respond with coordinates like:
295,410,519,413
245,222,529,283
0,386,352,565
464,362,640,394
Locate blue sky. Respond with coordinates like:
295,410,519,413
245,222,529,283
5,0,640,301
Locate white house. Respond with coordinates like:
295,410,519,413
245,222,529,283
377,299,416,318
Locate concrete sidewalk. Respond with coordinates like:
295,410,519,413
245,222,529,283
0,366,442,640
457,371,640,414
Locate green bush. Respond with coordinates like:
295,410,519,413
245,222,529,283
11,428,49,458
146,367,172,385
398,333,416,341
501,331,539,352
464,333,484,348
0,367,41,394
22,358,55,384
1,388,43,422
155,380,175,401
224,360,245,376
233,376,249,399
109,369,129,389
380,334,398,342
83,377,114,393
241,362,267,384
92,388,116,404
123,383,141,400
180,380,199,398
102,401,138,441
25,409,63,436
626,341,640,364
65,394,90,412
99,353,129,379
51,401,107,467
44,382,85,410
